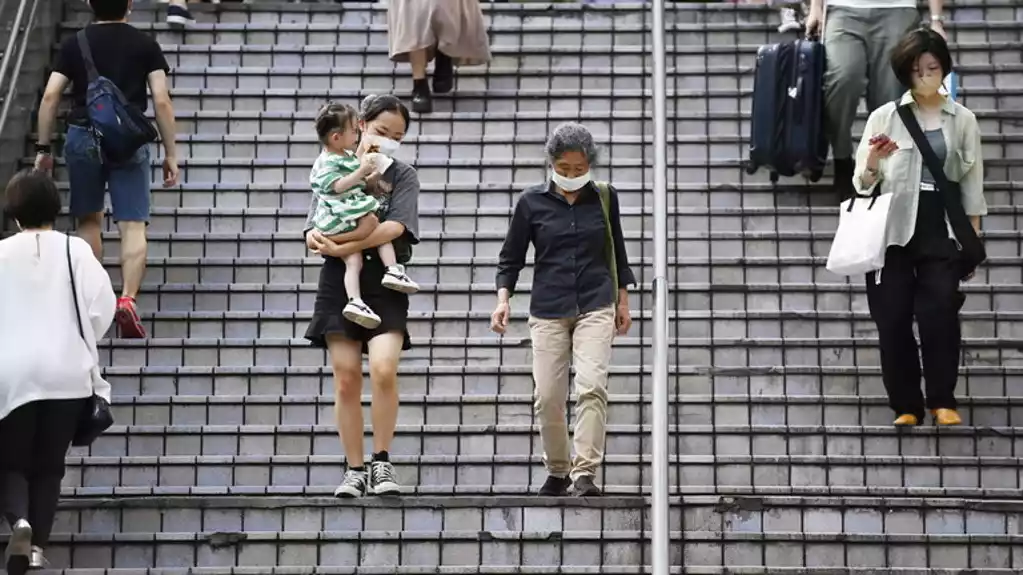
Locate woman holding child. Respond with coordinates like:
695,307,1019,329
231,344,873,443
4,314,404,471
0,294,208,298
304,94,420,498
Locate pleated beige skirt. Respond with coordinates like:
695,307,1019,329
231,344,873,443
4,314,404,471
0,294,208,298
387,0,492,67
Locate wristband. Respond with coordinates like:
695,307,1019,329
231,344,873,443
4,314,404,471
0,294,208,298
34,143,50,155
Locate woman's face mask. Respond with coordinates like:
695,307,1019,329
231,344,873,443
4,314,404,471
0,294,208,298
913,73,943,96
911,53,945,96
551,170,592,192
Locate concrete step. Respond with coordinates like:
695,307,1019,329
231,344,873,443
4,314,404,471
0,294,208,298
68,422,1023,459
45,494,1023,541
49,181,1023,213
39,121,1023,163
98,392,1023,428
112,107,1023,141
28,524,1023,570
155,63,1022,94
38,126,1023,162
84,229,1023,261
35,154,1023,187
93,335,1023,371
60,10,1023,46
63,0,1023,26
86,281,1023,316
60,452,1023,493
96,363,1023,402
93,255,1023,290
18,564,1023,568
60,482,1023,500
91,309,1023,341
82,42,1023,75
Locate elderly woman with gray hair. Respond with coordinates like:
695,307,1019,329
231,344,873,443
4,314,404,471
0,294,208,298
491,122,635,496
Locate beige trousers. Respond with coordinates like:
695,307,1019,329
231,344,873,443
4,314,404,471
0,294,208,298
528,305,615,481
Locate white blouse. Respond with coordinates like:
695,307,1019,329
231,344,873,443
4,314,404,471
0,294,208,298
0,230,115,421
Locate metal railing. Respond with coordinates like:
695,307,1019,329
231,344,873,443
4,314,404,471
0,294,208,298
649,1,671,574
0,0,59,188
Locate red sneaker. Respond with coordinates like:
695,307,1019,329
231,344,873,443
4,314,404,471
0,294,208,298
114,296,147,339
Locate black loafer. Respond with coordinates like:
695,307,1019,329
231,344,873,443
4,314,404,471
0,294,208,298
433,52,454,94
538,475,571,496
412,86,433,114
573,475,601,497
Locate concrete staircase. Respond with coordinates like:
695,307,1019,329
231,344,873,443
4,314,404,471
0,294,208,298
20,0,1023,571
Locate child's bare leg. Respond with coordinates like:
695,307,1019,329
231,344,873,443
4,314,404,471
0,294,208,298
343,252,363,301
341,251,382,328
377,242,398,267
378,242,420,294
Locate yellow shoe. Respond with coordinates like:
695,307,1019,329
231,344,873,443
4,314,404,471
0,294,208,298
932,409,962,426
893,414,919,426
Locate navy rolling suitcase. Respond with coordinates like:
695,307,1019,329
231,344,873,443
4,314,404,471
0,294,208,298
747,39,829,183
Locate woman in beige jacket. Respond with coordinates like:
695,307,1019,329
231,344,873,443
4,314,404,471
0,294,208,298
388,0,492,114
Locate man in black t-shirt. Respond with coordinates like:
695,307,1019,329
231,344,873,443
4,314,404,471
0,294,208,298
34,0,180,340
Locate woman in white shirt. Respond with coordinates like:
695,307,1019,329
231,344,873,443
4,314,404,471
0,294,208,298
852,29,986,428
0,170,115,574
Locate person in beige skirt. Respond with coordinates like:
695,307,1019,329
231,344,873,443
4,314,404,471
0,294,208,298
387,0,492,114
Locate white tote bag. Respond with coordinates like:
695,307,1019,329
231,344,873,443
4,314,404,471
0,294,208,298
826,193,893,276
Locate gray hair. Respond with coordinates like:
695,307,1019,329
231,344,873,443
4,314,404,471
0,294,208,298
544,122,599,165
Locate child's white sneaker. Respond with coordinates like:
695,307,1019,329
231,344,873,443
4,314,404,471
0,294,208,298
343,298,382,329
381,264,420,294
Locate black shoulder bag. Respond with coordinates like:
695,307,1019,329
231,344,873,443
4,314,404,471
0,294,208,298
67,236,115,447
895,104,986,279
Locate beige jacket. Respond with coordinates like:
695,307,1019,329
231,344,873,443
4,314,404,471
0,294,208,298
853,91,987,249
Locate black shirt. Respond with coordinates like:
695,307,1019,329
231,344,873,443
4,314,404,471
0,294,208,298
496,182,636,319
53,23,170,119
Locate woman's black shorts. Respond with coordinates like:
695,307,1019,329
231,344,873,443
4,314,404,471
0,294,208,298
304,251,412,354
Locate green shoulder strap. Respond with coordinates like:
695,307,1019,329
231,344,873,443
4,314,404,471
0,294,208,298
593,181,619,305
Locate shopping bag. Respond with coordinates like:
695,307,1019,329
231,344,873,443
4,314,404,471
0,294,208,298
826,192,892,276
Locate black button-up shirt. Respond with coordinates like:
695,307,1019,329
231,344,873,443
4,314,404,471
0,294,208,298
496,181,636,319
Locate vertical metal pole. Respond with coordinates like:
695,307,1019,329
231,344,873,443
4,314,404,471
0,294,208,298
650,0,670,573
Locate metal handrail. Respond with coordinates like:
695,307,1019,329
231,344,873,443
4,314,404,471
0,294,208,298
0,0,40,148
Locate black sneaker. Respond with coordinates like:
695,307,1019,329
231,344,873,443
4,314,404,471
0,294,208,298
538,475,572,496
167,4,195,27
370,460,401,495
573,475,601,497
333,469,368,498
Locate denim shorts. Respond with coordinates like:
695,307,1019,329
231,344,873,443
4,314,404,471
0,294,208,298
64,124,151,222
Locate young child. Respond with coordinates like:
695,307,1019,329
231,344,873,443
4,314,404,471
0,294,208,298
310,103,419,329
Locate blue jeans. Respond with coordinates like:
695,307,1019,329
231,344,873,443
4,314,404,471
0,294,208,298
64,125,151,222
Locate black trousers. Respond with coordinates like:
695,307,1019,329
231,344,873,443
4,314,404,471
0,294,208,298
0,398,85,547
866,243,965,419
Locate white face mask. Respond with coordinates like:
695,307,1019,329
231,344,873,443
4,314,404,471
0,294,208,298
366,134,401,157
913,73,943,95
551,170,591,192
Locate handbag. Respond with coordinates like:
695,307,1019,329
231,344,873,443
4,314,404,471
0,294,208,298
66,235,114,447
895,104,986,279
826,186,893,277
